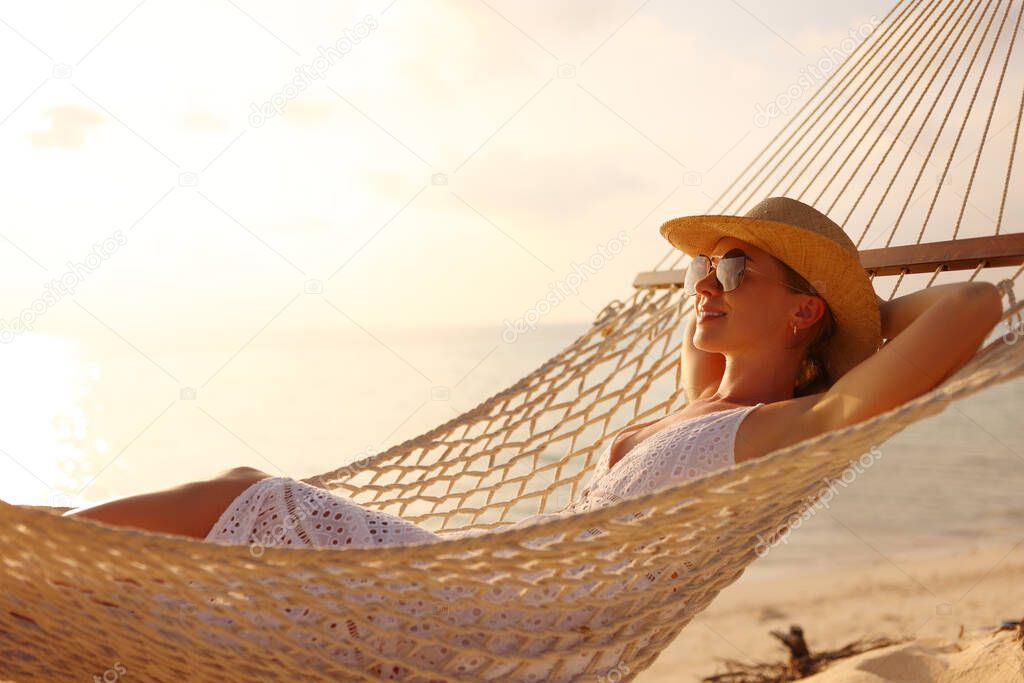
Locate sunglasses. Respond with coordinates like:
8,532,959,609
683,248,819,297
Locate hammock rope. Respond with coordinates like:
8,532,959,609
4,0,1024,680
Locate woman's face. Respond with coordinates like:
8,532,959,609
691,237,822,355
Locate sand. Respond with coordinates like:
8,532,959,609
641,538,1024,682
803,629,1024,682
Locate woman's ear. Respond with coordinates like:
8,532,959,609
795,295,827,328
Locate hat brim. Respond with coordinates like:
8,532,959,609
660,214,881,382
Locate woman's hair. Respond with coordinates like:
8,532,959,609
775,259,836,397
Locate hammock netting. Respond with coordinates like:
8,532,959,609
4,0,1024,680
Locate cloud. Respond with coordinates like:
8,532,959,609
364,168,419,200
281,96,336,126
791,13,882,64
453,143,658,226
180,110,226,132
28,105,105,150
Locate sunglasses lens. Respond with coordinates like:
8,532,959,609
683,254,746,295
717,255,745,291
683,256,710,295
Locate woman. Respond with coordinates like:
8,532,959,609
56,196,1007,680
63,196,1006,543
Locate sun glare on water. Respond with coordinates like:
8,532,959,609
0,332,103,506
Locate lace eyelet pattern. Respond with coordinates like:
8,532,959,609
564,403,763,515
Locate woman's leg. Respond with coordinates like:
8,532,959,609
62,466,275,539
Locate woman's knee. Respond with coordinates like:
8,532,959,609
185,470,275,537
215,466,273,482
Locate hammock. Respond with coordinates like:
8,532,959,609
4,0,1024,680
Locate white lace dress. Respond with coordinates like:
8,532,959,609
199,403,764,681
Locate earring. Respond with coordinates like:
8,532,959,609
792,323,797,336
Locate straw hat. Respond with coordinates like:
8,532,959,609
659,196,882,383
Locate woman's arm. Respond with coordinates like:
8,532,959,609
818,281,1003,429
876,282,991,343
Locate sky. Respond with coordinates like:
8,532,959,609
0,0,898,341
2,1,1024,508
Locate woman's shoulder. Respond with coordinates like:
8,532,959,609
733,392,832,464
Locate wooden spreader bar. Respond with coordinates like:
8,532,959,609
634,233,1024,288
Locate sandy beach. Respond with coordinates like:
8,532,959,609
642,538,1024,681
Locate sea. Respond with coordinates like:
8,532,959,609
1,321,1022,576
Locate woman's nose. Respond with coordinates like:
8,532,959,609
694,266,720,296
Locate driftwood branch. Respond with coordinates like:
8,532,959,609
701,624,908,683
992,615,1024,650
